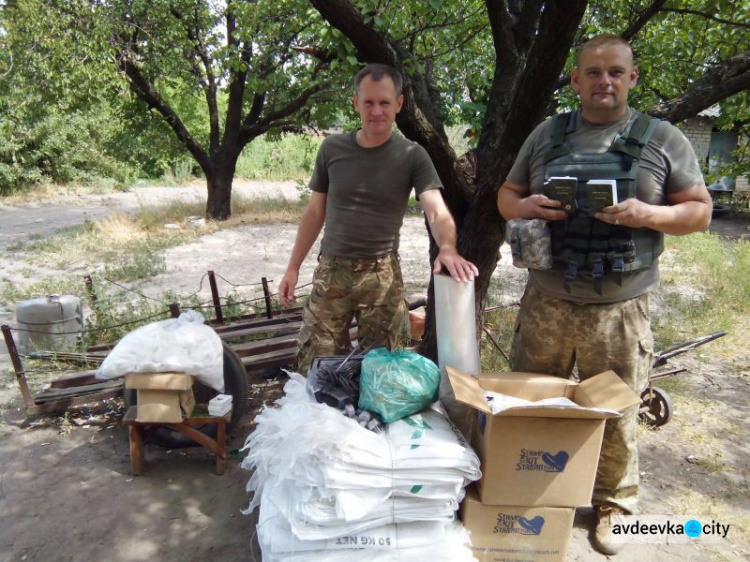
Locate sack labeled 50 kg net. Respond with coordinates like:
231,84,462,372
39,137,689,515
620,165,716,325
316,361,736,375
358,348,439,423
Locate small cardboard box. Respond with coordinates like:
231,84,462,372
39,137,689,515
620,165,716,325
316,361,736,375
447,367,640,507
461,486,574,562
125,373,196,423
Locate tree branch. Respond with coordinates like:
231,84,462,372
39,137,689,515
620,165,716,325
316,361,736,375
170,6,221,155
480,0,586,191
621,0,669,40
648,50,750,123
115,53,210,172
238,84,324,145
224,9,252,151
556,0,668,91
659,8,750,30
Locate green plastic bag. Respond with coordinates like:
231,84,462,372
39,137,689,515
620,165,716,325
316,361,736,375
358,348,440,423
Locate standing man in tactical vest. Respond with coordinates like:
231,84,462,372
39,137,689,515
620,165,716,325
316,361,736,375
280,63,478,375
497,35,712,555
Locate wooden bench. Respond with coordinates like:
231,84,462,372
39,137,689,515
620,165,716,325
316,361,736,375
122,405,230,475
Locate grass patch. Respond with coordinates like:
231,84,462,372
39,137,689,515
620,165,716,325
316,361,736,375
0,182,113,206
1,275,89,304
479,273,525,372
1,194,305,348
3,195,306,301
644,373,690,397
665,489,750,560
639,386,740,475
654,232,750,358
232,194,306,223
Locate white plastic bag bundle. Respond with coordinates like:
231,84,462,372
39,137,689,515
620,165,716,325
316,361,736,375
242,375,480,516
258,496,476,561
242,372,481,557
265,477,459,540
95,310,224,392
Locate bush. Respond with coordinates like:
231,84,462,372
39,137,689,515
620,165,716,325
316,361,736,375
236,133,323,180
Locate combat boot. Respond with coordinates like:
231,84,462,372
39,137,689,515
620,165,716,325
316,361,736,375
592,504,624,555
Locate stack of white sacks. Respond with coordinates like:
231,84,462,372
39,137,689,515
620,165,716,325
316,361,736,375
241,372,481,561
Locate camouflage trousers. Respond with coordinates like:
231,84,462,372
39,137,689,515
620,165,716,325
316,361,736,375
510,283,653,514
296,254,407,374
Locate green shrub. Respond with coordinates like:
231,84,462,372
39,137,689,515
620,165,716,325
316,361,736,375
236,133,323,180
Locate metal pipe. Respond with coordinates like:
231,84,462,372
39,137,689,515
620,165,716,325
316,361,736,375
1,324,35,410
261,277,273,319
208,270,224,324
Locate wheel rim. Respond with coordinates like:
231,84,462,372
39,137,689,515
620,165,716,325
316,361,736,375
639,387,672,427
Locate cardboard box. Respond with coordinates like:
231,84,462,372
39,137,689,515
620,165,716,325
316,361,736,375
461,486,574,562
447,367,640,507
125,373,196,423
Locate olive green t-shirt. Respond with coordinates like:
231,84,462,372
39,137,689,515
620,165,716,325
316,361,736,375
310,131,442,258
506,107,704,303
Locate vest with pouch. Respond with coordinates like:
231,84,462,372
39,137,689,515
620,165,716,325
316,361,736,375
544,111,664,295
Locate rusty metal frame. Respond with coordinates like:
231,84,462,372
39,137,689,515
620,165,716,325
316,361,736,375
2,324,122,416
2,272,424,417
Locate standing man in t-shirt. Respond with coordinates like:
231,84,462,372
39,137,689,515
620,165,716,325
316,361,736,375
280,63,478,374
497,35,712,555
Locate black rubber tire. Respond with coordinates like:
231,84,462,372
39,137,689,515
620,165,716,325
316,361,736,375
639,386,673,427
124,341,250,448
712,203,732,218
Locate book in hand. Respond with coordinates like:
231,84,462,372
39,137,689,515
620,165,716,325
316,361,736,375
587,179,618,213
543,176,578,213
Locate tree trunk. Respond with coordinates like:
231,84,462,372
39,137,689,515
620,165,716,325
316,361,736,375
205,153,239,220
417,0,588,362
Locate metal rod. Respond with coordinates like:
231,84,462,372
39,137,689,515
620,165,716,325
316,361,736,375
1,324,35,409
169,303,181,318
261,277,273,319
208,270,224,324
482,325,510,365
649,368,686,381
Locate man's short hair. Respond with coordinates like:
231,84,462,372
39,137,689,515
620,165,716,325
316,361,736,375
354,63,404,95
577,34,634,66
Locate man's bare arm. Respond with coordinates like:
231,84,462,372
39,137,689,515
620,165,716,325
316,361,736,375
497,181,567,221
278,191,327,306
419,189,478,282
594,183,713,235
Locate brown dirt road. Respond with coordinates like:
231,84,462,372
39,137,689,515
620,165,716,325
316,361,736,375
0,184,747,561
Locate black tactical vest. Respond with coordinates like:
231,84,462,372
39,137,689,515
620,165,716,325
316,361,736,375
544,111,664,295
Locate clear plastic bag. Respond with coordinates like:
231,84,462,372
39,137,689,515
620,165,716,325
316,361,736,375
358,348,439,423
95,310,224,391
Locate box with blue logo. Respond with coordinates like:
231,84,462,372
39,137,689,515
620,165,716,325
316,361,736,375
446,368,640,507
461,486,575,562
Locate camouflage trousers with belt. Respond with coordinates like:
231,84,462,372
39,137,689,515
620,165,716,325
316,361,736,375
509,283,653,514
296,253,407,374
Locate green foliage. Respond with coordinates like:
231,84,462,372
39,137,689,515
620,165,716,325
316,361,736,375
0,1,199,193
81,279,182,348
236,133,323,180
1,1,748,196
102,252,168,283
1,275,87,306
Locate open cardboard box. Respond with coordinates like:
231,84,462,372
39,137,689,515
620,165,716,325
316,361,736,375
461,485,574,562
125,372,196,423
446,367,640,507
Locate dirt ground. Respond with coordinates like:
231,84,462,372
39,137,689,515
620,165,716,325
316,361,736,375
0,183,748,562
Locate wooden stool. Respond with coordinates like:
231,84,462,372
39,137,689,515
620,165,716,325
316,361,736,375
123,406,230,475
